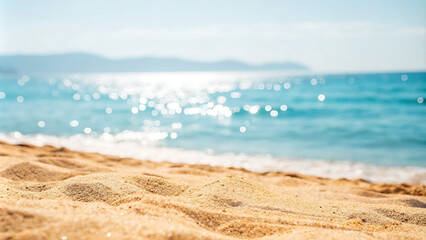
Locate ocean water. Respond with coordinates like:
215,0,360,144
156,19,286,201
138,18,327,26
0,71,425,183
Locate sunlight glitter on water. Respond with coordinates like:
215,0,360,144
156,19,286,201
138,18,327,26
1,71,425,172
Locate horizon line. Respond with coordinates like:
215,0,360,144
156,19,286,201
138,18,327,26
1,52,426,73
0,51,308,66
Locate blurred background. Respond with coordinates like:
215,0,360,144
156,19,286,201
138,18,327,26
1,0,426,72
0,0,425,183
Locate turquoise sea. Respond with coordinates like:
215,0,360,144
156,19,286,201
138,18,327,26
0,71,425,183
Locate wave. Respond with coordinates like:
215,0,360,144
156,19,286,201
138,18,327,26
0,131,425,184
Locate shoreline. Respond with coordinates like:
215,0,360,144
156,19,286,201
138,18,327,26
1,133,425,184
0,141,425,239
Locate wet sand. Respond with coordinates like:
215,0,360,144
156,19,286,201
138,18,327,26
0,141,425,239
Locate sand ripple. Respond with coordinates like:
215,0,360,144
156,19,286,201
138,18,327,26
0,141,425,239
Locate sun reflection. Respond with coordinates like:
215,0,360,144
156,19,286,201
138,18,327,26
172,122,182,129
230,92,242,98
273,84,281,91
69,120,79,127
265,105,272,111
120,93,128,100
217,96,227,104
170,132,178,139
207,102,214,108
139,97,147,104
12,72,405,152
92,92,101,99
73,93,80,100
84,127,92,134
283,82,291,89
12,132,22,139
109,93,119,100
37,121,45,128
249,105,260,114
63,79,72,87
139,105,146,111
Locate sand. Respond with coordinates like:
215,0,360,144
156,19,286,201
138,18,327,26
0,141,425,240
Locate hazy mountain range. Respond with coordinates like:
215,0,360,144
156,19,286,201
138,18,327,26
0,53,308,73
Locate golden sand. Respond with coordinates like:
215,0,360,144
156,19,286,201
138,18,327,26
0,141,425,240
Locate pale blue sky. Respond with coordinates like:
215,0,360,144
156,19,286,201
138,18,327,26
0,0,425,72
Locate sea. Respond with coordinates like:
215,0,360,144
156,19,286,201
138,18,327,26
0,71,425,183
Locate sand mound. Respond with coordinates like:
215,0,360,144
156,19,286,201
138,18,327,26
0,141,425,239
127,175,187,196
368,183,426,196
375,208,426,226
1,162,73,182
183,176,284,209
64,182,120,203
0,207,46,233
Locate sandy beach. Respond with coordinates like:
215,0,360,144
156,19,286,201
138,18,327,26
0,141,425,240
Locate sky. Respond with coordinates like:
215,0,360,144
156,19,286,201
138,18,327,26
0,0,425,72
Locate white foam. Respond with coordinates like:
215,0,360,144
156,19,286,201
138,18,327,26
1,131,425,184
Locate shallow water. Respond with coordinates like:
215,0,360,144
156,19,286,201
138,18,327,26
1,71,425,182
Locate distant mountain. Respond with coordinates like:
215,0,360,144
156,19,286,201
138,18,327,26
0,53,308,73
